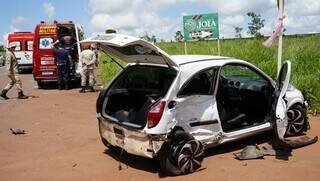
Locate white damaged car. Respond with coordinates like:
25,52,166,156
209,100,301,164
81,33,309,175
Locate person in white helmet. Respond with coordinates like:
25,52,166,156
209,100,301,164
0,43,28,99
79,44,96,93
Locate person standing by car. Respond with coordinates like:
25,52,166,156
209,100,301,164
79,44,96,93
0,43,28,99
52,43,72,90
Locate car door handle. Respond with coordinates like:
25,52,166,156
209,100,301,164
167,100,177,109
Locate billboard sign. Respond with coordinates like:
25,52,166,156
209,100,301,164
183,13,219,41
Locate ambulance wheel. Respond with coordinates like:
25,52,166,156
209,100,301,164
37,80,44,89
286,104,308,136
159,130,204,176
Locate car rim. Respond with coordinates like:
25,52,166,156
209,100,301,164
177,140,204,174
286,108,305,135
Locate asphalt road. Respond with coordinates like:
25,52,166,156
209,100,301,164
0,69,319,181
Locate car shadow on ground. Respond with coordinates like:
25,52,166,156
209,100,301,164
103,148,160,174
18,70,33,74
37,81,81,90
102,131,293,177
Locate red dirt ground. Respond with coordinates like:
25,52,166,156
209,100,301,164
0,72,319,181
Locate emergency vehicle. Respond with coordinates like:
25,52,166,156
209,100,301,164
32,21,84,88
7,32,34,72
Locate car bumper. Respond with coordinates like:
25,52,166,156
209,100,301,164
98,116,165,158
18,64,33,70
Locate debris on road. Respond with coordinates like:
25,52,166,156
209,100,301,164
242,162,248,166
261,144,276,156
10,128,26,135
28,95,40,99
235,135,318,160
285,136,318,148
234,145,264,160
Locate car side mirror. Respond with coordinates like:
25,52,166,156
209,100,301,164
167,100,177,109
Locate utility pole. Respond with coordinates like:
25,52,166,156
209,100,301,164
277,0,284,76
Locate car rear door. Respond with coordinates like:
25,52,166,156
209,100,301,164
171,68,220,142
273,61,291,140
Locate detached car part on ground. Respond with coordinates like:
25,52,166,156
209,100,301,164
80,33,309,175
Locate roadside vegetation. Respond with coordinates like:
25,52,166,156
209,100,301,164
100,34,320,112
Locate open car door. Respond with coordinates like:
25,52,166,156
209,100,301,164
273,61,291,140
79,33,178,68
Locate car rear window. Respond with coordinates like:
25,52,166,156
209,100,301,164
114,65,177,96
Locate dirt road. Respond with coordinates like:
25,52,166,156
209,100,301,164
0,67,319,181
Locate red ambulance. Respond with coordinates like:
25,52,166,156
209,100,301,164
32,21,84,88
7,32,34,72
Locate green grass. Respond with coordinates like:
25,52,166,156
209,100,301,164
100,35,320,112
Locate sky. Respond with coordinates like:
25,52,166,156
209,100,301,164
0,0,320,45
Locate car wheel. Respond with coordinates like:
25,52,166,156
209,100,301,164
159,130,204,176
37,80,44,89
286,104,307,136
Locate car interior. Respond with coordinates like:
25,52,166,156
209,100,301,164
216,64,275,132
104,65,177,128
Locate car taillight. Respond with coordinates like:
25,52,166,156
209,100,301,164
147,100,166,128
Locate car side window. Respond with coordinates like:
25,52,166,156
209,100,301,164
178,68,216,97
220,64,263,81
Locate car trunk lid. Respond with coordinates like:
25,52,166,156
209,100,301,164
79,33,178,68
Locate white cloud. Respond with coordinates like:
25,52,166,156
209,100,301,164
10,25,20,32
12,16,29,25
86,0,320,40
223,15,245,26
87,0,178,40
8,16,28,35
43,2,55,17
2,33,9,46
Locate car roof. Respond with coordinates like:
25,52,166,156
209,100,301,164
170,55,245,67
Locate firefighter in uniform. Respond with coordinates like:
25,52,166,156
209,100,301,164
0,43,28,99
79,44,96,93
52,43,72,90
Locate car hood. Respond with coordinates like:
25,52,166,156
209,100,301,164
80,33,178,67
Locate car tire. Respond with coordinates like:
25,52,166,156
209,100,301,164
159,130,204,176
286,104,308,136
37,80,44,89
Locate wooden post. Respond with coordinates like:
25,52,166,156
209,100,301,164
184,41,187,55
277,0,284,76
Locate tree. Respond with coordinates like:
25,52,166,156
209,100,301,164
234,26,243,38
174,31,184,42
151,35,157,43
247,12,265,37
0,45,4,52
140,32,157,43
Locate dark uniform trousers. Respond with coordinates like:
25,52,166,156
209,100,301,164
57,63,69,85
